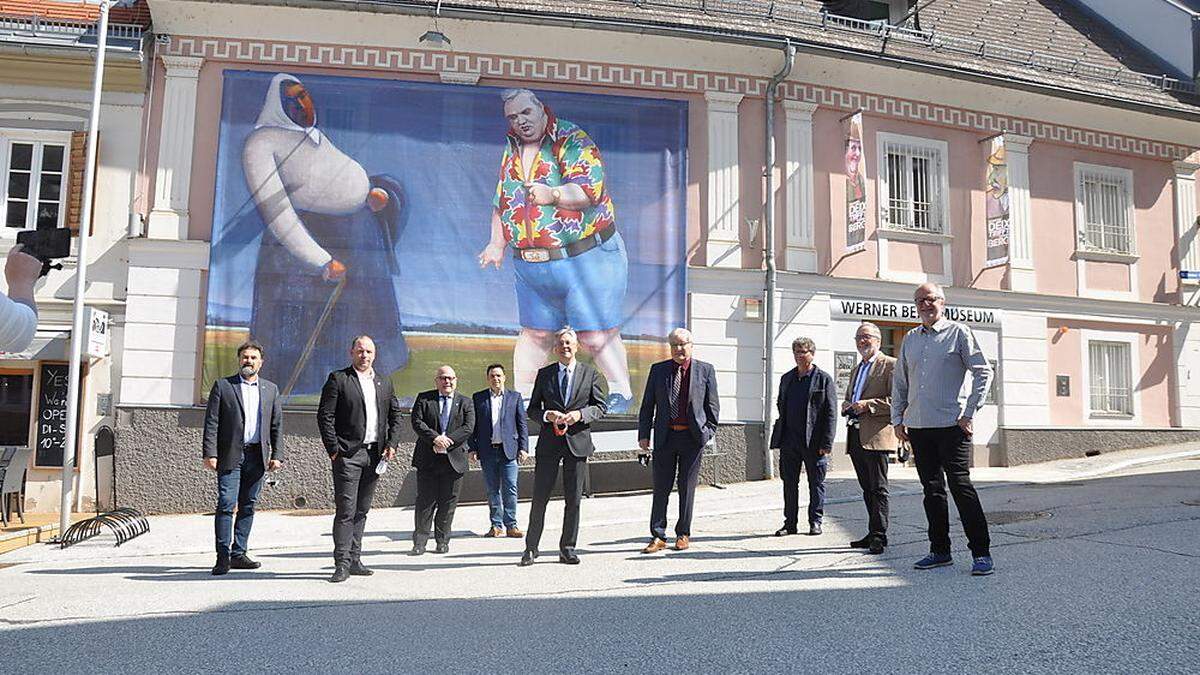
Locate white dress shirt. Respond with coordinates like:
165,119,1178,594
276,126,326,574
239,377,262,445
357,368,378,444
490,389,504,444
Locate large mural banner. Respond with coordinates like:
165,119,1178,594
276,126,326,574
203,71,689,413
984,135,1010,267
844,111,867,253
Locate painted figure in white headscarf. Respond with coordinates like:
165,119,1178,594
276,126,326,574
241,73,409,399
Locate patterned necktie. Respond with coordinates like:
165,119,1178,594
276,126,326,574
668,363,682,420
560,367,570,403
439,396,450,433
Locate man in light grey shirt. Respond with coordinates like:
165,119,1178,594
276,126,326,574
892,282,995,576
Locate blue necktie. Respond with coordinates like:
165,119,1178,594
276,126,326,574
439,396,450,433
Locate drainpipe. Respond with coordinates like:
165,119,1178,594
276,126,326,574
762,39,795,480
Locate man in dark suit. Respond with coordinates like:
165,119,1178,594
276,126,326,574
317,335,402,583
468,364,528,538
202,340,283,576
410,365,475,555
520,327,608,566
842,322,897,555
637,328,720,554
769,336,837,537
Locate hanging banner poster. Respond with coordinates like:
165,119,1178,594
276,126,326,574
844,112,867,253
202,72,689,415
984,135,1010,267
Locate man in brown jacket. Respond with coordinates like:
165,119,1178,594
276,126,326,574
841,322,897,554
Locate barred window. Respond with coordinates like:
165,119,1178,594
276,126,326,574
878,134,947,233
1075,164,1135,255
1088,341,1133,416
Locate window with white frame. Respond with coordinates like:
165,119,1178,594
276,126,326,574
1075,163,1135,255
1088,340,1133,416
878,133,949,233
1,131,70,235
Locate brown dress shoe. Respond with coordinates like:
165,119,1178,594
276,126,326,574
674,536,690,551
506,527,524,538
484,526,503,538
641,538,668,554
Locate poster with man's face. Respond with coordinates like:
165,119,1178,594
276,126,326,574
202,71,688,409
844,112,866,253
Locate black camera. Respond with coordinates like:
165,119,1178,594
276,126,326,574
15,228,70,277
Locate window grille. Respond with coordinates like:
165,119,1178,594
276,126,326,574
1077,166,1133,254
1088,341,1133,416
880,139,944,233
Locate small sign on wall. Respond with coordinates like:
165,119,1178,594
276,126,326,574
1056,375,1070,397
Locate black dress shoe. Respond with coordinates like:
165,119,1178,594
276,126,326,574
807,523,823,536
434,542,450,554
773,526,798,537
409,545,426,556
348,560,374,576
230,554,261,570
558,551,581,565
329,564,350,583
850,536,872,549
211,555,231,576
868,539,885,555
519,550,538,567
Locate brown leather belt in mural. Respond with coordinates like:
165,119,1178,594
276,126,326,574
513,225,616,263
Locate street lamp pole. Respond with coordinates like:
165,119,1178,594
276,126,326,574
58,0,114,537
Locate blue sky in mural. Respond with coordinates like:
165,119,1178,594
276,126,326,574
207,70,688,337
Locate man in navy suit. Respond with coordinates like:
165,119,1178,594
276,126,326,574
520,327,608,566
769,336,837,537
469,364,529,538
202,340,284,576
637,328,720,553
410,365,475,555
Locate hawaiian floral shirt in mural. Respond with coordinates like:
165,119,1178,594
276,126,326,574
493,108,615,249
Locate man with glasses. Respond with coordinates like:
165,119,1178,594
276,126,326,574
892,283,995,576
842,322,896,555
410,365,475,555
769,337,837,536
636,328,720,554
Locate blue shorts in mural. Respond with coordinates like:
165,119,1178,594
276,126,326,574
511,231,628,332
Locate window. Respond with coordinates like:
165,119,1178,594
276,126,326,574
0,371,33,446
1088,341,1133,416
878,134,948,233
1075,163,1135,255
1,132,70,234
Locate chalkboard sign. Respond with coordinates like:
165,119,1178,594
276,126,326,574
35,363,70,467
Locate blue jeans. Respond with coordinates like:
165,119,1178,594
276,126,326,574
780,449,828,528
214,449,265,556
480,451,519,529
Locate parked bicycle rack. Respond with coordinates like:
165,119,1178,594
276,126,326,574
59,507,149,548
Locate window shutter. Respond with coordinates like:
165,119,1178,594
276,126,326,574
65,130,99,236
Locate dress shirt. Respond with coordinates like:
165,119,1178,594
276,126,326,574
490,389,504,444
851,353,877,403
356,368,378,444
891,318,992,429
239,377,262,445
784,368,814,447
545,362,577,422
668,358,692,426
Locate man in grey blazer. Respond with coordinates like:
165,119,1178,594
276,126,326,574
468,364,529,538
637,328,719,553
202,340,284,576
520,327,608,566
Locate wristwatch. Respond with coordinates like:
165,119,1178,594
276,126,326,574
551,188,562,205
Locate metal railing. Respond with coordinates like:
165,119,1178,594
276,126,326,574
0,14,143,52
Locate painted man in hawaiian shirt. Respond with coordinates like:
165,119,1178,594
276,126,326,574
478,88,633,413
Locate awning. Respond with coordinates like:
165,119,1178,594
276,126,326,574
0,328,71,362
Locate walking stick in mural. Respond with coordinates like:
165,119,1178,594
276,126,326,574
281,275,348,399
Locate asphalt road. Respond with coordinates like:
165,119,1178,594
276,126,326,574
1,454,1197,674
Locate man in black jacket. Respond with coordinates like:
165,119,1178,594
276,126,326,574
410,365,475,555
317,335,402,583
202,340,283,575
769,336,837,536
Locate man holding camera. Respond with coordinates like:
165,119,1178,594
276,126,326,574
637,327,719,554
842,322,896,555
0,246,43,352
520,327,608,567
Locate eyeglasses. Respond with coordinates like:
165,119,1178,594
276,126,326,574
436,375,457,381
915,297,943,305
854,335,878,341
669,341,692,347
